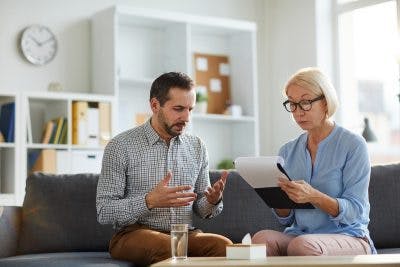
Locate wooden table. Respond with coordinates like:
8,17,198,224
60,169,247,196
151,255,400,267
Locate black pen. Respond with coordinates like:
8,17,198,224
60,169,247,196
277,163,292,181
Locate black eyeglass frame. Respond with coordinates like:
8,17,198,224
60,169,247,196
283,95,325,113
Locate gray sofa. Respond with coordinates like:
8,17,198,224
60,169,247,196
0,163,399,266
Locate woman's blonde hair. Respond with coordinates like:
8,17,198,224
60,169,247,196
283,67,339,118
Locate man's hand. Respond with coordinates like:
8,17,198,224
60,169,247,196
145,171,197,209
204,171,228,205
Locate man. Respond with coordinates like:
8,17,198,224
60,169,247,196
96,72,232,266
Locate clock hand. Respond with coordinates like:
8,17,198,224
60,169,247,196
40,36,55,46
28,35,41,46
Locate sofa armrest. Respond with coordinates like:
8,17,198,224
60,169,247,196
0,206,22,258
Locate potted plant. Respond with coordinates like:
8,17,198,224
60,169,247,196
193,86,208,114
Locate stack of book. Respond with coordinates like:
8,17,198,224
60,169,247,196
72,101,111,146
41,117,67,144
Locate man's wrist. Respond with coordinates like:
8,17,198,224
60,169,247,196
145,193,154,210
213,197,223,206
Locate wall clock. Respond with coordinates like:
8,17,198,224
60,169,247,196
20,24,58,65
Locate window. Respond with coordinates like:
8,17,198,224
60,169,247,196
336,0,400,164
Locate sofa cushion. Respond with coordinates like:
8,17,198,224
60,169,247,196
17,173,114,254
368,163,400,249
193,171,284,243
0,252,133,267
0,206,22,258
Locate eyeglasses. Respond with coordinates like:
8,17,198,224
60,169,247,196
283,95,325,113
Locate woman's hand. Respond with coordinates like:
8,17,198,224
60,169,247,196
277,177,339,216
277,177,316,203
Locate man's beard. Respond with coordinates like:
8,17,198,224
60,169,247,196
158,111,186,137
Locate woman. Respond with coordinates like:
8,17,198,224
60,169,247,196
252,67,376,256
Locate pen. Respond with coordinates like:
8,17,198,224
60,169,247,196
277,163,292,181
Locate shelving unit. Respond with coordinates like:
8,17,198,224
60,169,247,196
0,92,19,206
92,6,259,168
15,91,115,205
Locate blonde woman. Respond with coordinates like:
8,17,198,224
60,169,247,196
252,67,375,256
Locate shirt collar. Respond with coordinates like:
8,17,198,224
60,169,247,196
143,118,182,145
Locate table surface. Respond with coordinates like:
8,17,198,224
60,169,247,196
151,254,400,267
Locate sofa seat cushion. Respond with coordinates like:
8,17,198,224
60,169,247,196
18,173,114,254
377,248,400,254
0,252,134,267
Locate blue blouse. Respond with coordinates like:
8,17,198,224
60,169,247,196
276,124,376,253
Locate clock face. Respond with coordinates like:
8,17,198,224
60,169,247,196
20,25,57,65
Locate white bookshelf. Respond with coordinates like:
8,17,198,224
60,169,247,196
92,6,259,168
0,92,19,205
16,91,115,205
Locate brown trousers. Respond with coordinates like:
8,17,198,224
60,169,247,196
109,224,233,266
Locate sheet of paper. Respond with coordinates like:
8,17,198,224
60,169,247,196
234,156,288,188
219,63,230,76
196,57,208,71
210,78,222,92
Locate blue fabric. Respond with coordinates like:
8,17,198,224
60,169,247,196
277,124,376,253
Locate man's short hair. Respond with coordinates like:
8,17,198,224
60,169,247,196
150,72,194,106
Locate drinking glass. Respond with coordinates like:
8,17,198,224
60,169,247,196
170,223,188,260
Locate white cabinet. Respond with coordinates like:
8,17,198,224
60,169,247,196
92,6,259,168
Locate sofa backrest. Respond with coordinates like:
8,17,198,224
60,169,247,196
17,164,399,254
17,172,114,255
193,171,284,243
368,163,400,249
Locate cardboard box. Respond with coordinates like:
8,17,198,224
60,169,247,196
226,244,266,260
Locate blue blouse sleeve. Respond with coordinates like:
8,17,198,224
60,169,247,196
330,136,371,226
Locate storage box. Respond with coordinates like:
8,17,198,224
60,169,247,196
226,244,266,260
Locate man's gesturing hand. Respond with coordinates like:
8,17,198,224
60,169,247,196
145,171,197,209
204,171,228,205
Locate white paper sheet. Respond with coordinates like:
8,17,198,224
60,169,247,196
234,156,288,188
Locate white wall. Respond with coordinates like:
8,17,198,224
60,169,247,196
0,0,330,156
262,0,333,154
0,0,266,93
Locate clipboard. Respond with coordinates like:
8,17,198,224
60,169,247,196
234,157,314,209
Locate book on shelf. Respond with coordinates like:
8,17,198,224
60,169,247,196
30,149,57,174
0,102,15,142
52,117,65,144
41,117,67,144
41,120,55,144
99,102,111,146
59,118,68,144
87,102,100,146
72,101,111,146
72,101,88,145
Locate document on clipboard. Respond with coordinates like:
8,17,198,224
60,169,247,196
234,156,314,209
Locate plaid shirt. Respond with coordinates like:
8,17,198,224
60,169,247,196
96,119,223,231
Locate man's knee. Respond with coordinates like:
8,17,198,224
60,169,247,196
110,231,171,266
287,235,322,256
209,235,233,256
190,233,232,257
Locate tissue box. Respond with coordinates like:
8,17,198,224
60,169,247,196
226,244,266,259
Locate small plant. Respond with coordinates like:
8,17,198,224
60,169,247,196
217,158,234,170
195,87,208,103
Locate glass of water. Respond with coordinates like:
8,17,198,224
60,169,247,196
170,224,188,260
